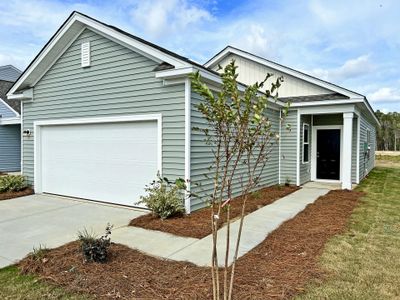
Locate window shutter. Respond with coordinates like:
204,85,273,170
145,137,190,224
81,42,91,67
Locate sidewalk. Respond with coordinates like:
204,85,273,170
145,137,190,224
114,185,330,267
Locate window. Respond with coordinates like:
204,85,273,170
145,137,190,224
303,123,310,163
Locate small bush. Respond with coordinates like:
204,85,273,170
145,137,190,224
78,223,113,263
138,174,186,219
0,175,28,192
31,244,49,261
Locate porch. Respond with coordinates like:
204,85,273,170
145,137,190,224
295,109,361,190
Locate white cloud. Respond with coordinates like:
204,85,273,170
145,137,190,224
129,0,212,38
368,87,400,103
310,55,373,82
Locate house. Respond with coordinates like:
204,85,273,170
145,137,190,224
7,12,378,212
0,65,22,172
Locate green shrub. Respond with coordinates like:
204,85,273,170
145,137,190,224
138,174,186,219
78,224,113,263
0,175,28,193
31,244,49,261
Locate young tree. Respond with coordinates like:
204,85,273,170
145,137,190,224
190,60,289,300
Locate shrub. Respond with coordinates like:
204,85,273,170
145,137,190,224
0,175,28,192
31,244,49,261
138,174,186,219
78,223,113,263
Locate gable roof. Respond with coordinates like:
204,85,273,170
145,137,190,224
205,46,365,99
8,11,218,96
0,65,21,82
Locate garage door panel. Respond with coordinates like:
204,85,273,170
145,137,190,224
40,121,158,207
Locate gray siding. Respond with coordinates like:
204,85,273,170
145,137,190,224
0,100,17,118
190,91,280,211
0,124,21,172
300,115,311,184
359,111,376,181
280,110,297,185
23,29,185,185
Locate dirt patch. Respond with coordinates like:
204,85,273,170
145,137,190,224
19,189,363,299
0,187,34,201
129,185,299,239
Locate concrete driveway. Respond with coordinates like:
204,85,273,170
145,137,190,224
0,194,145,268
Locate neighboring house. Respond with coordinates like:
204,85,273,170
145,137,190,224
0,65,22,172
7,12,378,212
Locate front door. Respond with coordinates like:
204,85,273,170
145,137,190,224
316,129,340,180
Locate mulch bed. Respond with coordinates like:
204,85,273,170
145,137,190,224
129,185,299,238
0,187,34,201
18,189,363,299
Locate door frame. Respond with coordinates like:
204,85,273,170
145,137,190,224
33,113,162,194
311,125,343,183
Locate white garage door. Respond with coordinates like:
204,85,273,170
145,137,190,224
39,121,158,207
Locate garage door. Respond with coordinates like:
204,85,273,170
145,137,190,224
39,121,158,207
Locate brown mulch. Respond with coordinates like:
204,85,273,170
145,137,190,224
19,189,363,299
129,185,299,238
0,187,34,201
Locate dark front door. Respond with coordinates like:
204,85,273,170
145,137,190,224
316,129,340,180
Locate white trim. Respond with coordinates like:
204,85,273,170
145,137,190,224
0,117,21,125
21,101,24,174
0,97,20,117
81,41,91,67
31,27,86,87
278,109,282,184
8,12,189,96
296,111,300,186
290,98,364,107
33,113,162,194
342,113,354,189
205,47,363,99
297,104,355,115
311,125,343,182
184,78,191,214
7,88,33,100
302,123,310,164
156,68,286,109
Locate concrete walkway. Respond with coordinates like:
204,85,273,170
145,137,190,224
116,185,330,267
0,185,330,269
0,194,145,268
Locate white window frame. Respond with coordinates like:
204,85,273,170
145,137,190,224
302,123,310,164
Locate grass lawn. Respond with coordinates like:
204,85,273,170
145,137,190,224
297,166,400,299
0,266,91,300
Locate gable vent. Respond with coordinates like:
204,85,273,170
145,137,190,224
81,42,91,67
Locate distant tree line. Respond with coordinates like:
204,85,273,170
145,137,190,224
375,110,400,151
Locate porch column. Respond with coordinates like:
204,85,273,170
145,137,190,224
342,112,353,189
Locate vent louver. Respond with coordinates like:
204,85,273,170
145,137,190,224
81,42,91,67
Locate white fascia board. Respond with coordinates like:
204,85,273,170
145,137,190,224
7,88,33,101
156,67,286,108
290,98,364,107
206,47,363,99
8,12,190,97
298,104,356,115
0,97,19,117
0,117,21,125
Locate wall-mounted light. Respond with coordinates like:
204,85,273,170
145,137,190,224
23,129,32,137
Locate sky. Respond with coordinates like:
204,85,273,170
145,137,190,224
0,0,399,112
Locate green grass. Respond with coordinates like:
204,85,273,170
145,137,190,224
376,154,400,163
0,266,91,300
297,167,400,300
